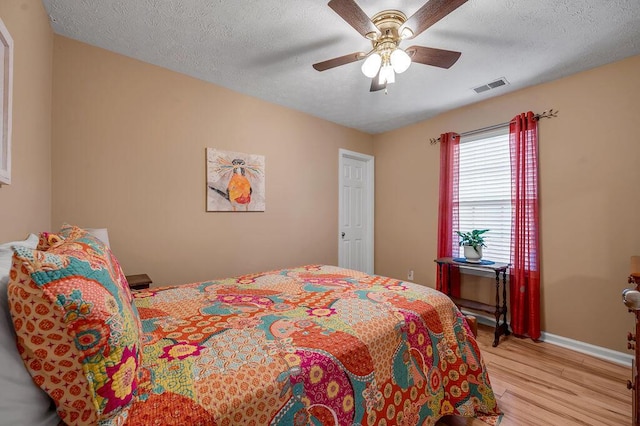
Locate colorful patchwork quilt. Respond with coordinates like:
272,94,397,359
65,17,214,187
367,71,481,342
125,265,500,425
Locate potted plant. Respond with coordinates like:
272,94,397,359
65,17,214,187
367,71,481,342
456,229,489,263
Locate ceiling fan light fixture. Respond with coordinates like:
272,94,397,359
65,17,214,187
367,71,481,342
390,48,411,73
365,31,379,41
379,64,395,85
314,1,468,92
400,27,414,39
361,53,382,78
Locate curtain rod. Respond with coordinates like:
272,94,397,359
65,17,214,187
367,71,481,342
428,109,559,145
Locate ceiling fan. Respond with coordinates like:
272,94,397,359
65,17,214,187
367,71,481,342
313,0,468,92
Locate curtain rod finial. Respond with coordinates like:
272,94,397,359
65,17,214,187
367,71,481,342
536,109,559,120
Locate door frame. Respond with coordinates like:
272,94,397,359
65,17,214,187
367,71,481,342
338,149,375,274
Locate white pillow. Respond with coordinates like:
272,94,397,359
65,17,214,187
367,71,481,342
0,234,60,426
85,227,110,248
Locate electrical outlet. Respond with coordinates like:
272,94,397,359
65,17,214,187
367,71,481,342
408,270,414,281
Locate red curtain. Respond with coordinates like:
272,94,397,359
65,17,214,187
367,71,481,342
437,132,461,297
509,112,541,340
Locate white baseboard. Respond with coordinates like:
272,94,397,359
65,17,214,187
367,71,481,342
540,331,633,367
461,310,633,367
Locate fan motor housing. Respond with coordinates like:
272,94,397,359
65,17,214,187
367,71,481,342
369,10,407,51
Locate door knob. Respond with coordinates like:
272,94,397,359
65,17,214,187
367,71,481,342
341,232,345,238
622,288,640,311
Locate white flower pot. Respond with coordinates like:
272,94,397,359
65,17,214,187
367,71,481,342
463,245,483,263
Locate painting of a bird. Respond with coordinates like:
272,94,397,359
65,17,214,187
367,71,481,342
207,149,265,212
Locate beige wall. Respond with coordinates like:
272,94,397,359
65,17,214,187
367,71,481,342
42,20,640,352
52,36,373,285
0,0,52,240
373,54,640,352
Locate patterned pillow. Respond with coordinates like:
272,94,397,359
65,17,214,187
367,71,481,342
0,234,59,426
7,226,142,425
36,231,65,251
54,225,136,306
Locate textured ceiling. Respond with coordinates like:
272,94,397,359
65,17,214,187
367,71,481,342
42,0,640,134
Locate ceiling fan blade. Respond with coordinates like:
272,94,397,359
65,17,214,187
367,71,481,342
370,79,386,92
328,0,380,39
313,52,366,71
406,46,461,69
370,69,386,92
400,0,469,39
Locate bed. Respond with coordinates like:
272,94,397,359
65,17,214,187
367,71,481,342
2,226,501,425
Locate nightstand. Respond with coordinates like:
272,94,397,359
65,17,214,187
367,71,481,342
126,274,152,291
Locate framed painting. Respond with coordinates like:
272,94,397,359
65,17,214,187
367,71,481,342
0,18,13,185
206,148,265,212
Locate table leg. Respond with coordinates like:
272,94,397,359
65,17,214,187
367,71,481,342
503,270,511,336
493,270,500,347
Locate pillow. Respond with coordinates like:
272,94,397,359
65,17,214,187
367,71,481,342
85,228,111,248
0,234,60,426
36,231,65,251
37,224,132,305
7,226,141,425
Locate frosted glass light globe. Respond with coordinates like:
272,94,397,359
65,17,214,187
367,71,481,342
361,53,382,78
390,49,411,74
378,64,395,84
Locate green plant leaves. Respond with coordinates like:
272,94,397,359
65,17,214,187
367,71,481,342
455,229,489,250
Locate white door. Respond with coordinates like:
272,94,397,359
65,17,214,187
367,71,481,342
339,149,374,274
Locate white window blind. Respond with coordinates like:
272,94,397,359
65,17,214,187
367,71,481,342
457,127,511,263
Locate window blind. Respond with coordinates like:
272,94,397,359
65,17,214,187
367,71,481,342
457,127,511,263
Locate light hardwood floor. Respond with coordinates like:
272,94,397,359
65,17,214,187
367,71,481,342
439,324,632,426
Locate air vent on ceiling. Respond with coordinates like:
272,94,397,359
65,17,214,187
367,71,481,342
473,77,509,94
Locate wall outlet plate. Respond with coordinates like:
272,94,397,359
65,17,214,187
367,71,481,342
408,270,414,281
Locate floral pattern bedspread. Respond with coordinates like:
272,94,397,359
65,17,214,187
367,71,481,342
125,265,500,425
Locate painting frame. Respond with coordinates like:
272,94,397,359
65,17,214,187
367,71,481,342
206,148,265,212
0,18,13,185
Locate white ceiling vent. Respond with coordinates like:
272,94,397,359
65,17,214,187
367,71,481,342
473,77,509,94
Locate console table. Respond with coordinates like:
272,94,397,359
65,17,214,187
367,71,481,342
434,257,510,347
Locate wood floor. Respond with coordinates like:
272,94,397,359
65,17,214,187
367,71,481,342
438,324,632,426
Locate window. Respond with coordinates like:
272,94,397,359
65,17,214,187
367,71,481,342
457,127,511,263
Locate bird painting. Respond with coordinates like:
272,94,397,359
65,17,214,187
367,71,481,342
206,149,265,212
